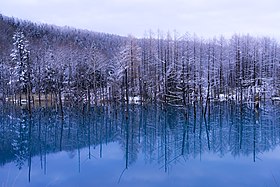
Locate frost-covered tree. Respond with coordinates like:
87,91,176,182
1,14,280,107
107,55,127,102
0,58,10,99
117,36,142,102
11,30,30,90
10,30,32,110
88,44,107,104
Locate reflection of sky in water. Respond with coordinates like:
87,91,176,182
1,143,280,187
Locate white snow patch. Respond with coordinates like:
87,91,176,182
271,96,280,101
129,96,141,104
219,94,227,101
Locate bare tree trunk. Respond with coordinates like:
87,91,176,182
27,86,31,115
38,64,42,107
27,53,32,115
87,86,91,111
204,44,211,117
45,92,48,107
125,68,129,106
138,66,143,105
58,88,63,119
19,91,22,106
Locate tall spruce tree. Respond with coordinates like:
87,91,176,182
10,30,32,110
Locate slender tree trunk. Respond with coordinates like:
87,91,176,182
27,53,32,115
138,66,143,105
39,90,41,107
19,91,22,106
87,86,91,111
204,45,211,117
27,87,31,115
125,68,129,106
45,92,48,107
38,64,42,107
58,88,63,119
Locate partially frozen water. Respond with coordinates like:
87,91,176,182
0,102,280,187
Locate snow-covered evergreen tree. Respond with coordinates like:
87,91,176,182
10,30,31,94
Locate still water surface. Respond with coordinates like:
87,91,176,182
0,102,280,187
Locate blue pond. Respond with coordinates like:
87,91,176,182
0,102,280,187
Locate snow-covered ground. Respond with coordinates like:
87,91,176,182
129,96,141,104
271,96,280,101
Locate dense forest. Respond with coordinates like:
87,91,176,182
0,14,280,109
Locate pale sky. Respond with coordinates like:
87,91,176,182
1,0,280,40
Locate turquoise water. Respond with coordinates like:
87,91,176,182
0,102,280,187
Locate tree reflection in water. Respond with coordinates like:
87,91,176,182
0,102,280,183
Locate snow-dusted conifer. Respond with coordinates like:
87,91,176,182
11,30,30,92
